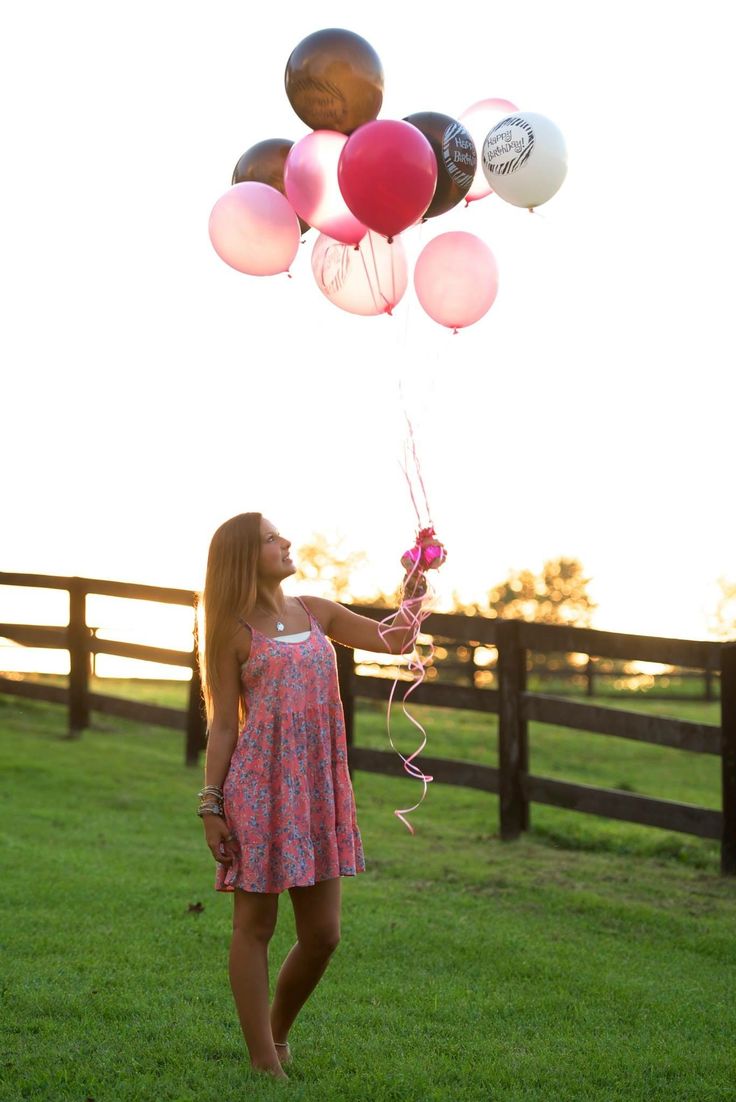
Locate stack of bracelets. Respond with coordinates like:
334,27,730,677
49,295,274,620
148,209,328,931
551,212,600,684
197,785,224,818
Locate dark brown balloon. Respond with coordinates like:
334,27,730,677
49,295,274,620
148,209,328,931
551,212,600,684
285,28,383,134
403,112,477,219
232,139,309,235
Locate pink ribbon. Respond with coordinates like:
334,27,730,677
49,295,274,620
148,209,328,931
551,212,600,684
377,542,440,834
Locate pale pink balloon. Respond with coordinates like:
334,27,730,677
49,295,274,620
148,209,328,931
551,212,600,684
458,97,518,202
414,231,499,331
208,181,301,275
284,131,367,246
311,230,408,316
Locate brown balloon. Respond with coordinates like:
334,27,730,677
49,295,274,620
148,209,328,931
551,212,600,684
403,112,477,219
232,138,309,235
285,28,383,134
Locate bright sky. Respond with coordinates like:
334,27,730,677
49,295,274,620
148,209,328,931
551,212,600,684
2,0,735,649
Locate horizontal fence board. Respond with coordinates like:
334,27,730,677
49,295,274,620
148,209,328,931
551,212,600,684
348,746,499,793
0,572,73,591
348,604,500,645
0,623,68,648
76,577,196,606
0,571,196,606
88,692,187,730
521,692,721,754
352,675,499,713
523,773,722,839
90,638,195,668
0,676,68,705
518,622,721,670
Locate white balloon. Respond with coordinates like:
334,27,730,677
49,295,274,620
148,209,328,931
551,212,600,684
481,112,567,209
311,231,408,316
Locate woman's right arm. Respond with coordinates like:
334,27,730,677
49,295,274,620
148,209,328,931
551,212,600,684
201,640,243,866
204,641,243,787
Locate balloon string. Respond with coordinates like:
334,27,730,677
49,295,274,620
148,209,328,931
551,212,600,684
358,243,383,314
398,405,433,531
377,554,436,834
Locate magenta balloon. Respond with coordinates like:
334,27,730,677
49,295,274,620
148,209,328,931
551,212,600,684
311,230,408,316
458,97,518,202
208,182,301,275
338,119,438,239
414,231,499,331
284,131,366,246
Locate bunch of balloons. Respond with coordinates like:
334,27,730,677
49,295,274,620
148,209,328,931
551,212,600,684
208,28,567,332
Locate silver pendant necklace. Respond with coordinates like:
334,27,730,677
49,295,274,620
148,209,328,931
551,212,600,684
257,602,286,632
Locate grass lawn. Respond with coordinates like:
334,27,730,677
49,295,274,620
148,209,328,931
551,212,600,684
1,686,734,1101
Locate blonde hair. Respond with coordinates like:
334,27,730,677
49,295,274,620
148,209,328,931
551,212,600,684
198,512,262,727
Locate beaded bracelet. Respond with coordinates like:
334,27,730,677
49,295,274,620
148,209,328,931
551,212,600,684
197,803,224,818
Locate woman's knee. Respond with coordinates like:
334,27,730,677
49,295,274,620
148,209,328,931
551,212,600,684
299,924,341,957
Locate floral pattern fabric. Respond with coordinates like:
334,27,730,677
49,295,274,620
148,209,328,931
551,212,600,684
215,600,366,894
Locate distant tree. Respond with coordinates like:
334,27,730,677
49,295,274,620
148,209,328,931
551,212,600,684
712,578,736,639
488,557,596,627
295,533,367,603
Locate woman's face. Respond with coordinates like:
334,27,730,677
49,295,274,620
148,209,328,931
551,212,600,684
257,518,296,582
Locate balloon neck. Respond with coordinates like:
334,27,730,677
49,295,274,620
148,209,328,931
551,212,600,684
452,327,459,336
384,305,394,317
353,243,360,251
387,235,394,244
528,207,535,214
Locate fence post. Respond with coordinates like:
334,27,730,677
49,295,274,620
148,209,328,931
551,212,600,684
185,599,207,766
586,655,595,697
68,579,89,736
720,642,736,875
497,619,529,839
185,664,206,767
335,643,355,768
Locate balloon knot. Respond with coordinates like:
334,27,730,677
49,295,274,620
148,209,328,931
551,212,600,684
387,235,394,244
384,305,394,317
452,327,459,336
287,272,293,279
528,207,535,214
353,244,360,251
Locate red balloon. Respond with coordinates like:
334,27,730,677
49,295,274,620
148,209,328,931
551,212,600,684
338,119,437,240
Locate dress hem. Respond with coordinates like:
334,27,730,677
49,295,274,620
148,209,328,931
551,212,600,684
215,865,367,895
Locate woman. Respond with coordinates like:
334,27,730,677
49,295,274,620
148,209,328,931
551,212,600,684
197,511,430,1081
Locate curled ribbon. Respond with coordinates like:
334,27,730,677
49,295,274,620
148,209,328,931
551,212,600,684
377,530,445,833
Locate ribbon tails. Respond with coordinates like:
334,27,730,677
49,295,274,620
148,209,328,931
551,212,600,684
377,416,447,833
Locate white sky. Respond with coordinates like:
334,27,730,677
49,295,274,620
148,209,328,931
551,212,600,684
2,0,735,645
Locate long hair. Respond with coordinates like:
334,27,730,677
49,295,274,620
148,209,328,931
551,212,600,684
198,512,262,728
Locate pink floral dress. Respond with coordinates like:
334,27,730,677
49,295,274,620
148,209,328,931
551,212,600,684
215,599,366,894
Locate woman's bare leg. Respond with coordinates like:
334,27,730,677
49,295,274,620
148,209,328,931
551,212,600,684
229,888,287,1079
270,877,342,1048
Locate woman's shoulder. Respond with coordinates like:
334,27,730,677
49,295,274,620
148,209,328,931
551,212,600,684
298,594,339,629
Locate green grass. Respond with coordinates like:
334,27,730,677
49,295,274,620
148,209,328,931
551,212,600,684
1,689,735,1101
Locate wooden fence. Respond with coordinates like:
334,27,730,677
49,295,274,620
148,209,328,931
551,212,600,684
1,572,734,874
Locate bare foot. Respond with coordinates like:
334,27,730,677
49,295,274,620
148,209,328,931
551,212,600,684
251,1059,289,1081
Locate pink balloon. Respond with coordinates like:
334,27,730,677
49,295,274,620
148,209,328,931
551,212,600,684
458,98,518,202
284,131,366,246
311,230,408,316
414,232,499,331
338,119,438,239
208,182,301,275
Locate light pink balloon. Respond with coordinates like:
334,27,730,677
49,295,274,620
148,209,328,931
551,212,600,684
414,232,499,331
311,231,408,316
208,181,301,275
458,97,518,202
284,131,367,246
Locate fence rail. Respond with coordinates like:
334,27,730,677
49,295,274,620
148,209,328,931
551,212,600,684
1,573,734,874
